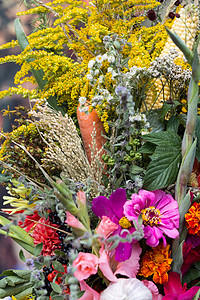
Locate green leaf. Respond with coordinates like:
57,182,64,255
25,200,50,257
143,131,181,146
0,269,31,280
52,261,65,273
165,27,193,66
77,291,85,298
14,18,66,116
167,116,180,133
12,238,35,255
194,261,200,271
147,110,165,132
15,287,34,300
143,144,181,190
0,282,33,298
129,165,144,175
54,250,66,257
51,282,62,294
34,242,43,257
193,289,200,300
50,295,65,300
138,142,156,154
19,249,26,263
183,268,200,285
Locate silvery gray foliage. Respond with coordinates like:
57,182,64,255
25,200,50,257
148,48,192,89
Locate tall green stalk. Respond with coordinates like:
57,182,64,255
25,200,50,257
165,28,200,273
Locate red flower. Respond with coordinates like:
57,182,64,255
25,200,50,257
19,211,41,232
32,218,60,256
163,272,200,299
182,242,200,276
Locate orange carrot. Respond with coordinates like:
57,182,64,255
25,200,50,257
77,103,107,164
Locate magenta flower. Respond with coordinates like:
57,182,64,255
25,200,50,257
163,271,200,299
92,189,136,262
123,189,179,247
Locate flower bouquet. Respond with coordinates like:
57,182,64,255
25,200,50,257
0,0,200,299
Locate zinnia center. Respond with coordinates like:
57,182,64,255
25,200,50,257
119,216,132,228
141,206,161,226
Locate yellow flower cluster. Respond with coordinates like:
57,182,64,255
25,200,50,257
0,0,179,122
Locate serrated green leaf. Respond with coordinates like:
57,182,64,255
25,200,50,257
52,261,65,273
157,102,172,121
51,282,62,294
19,249,26,263
147,110,165,132
143,145,181,190
34,242,43,257
167,116,180,133
138,142,156,154
143,131,181,146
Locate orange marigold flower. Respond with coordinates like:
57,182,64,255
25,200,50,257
185,202,200,236
139,244,173,284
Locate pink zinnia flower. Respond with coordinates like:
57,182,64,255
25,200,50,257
123,189,179,247
32,218,60,256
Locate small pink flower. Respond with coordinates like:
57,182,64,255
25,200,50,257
96,216,119,238
77,191,86,205
73,252,99,281
65,211,86,230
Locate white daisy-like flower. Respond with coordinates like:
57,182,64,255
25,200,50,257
86,74,93,81
100,278,152,300
88,59,95,69
107,67,113,73
98,75,104,83
79,97,87,105
102,53,108,60
96,55,103,63
107,54,115,63
94,69,100,75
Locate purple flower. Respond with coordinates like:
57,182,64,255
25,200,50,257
123,189,179,247
92,189,135,262
163,271,200,299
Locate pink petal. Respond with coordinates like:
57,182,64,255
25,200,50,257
99,246,118,283
164,272,184,296
142,280,163,300
159,225,179,239
115,243,142,278
177,286,200,300
65,212,86,229
79,281,100,300
77,191,87,205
